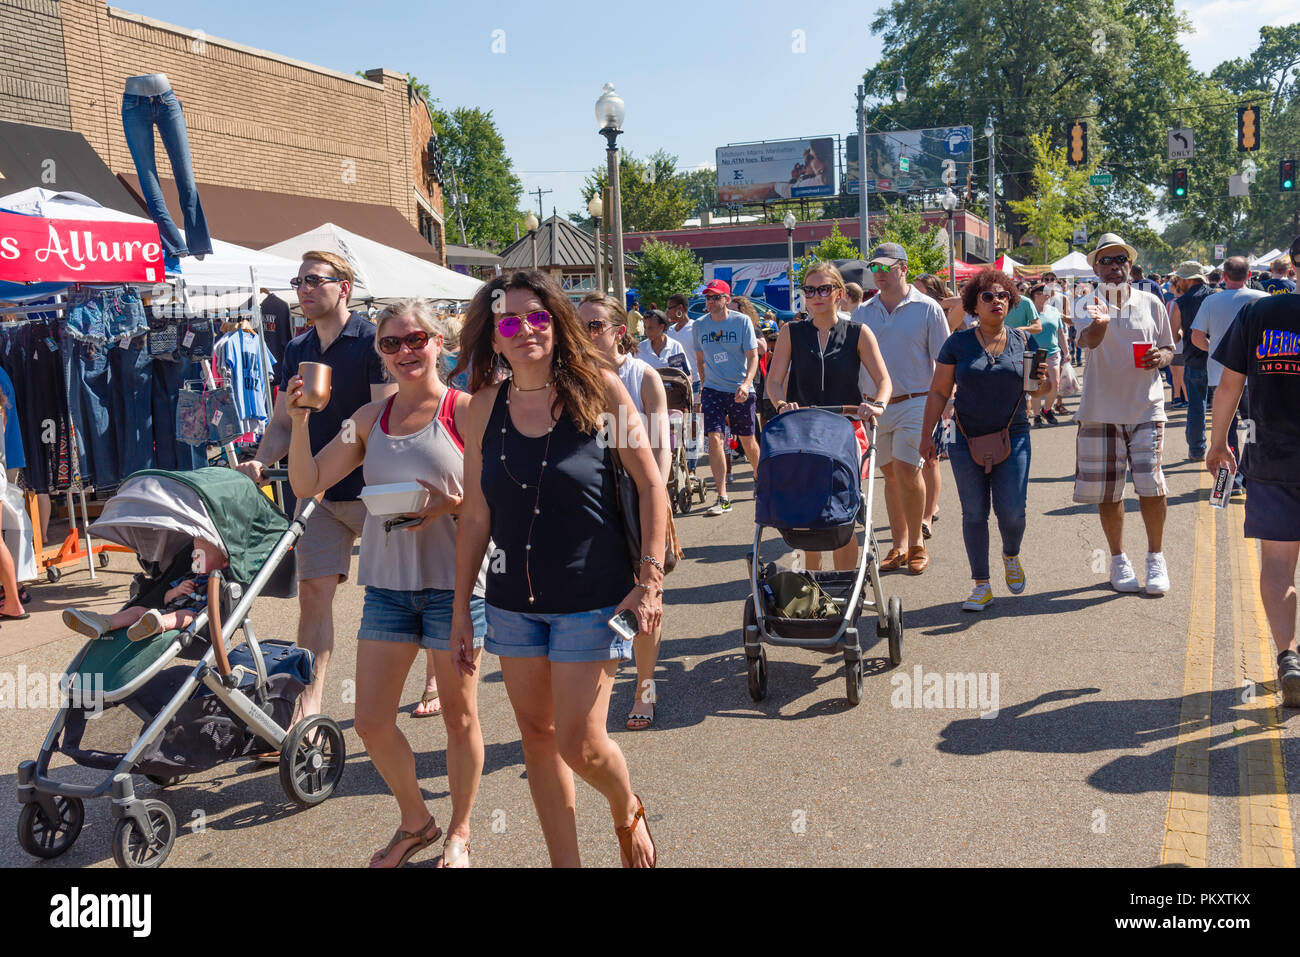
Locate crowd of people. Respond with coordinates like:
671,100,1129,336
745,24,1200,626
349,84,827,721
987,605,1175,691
40,228,1300,869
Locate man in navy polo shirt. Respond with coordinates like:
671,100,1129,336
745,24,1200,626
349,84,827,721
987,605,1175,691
238,251,392,721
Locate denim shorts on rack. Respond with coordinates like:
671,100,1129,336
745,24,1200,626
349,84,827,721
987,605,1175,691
148,323,179,359
65,288,148,346
359,587,486,651
176,388,208,446
205,385,242,444
179,318,215,359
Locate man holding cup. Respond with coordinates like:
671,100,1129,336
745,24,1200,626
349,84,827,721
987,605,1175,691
237,251,393,724
1071,234,1176,595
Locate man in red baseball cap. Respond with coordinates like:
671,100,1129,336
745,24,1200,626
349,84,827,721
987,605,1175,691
693,279,760,514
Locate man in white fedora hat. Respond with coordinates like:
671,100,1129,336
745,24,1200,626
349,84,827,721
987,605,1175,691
1072,234,1176,595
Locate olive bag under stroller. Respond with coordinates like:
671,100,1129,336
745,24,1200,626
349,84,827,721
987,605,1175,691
16,468,344,868
745,406,903,705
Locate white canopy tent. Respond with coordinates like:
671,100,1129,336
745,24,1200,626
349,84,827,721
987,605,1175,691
994,253,1022,275
262,222,483,303
1047,251,1096,278
1249,248,1283,270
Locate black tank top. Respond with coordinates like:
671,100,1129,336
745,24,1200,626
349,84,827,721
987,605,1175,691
480,385,634,613
786,319,863,407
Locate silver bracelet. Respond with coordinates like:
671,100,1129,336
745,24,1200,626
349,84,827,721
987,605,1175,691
638,555,665,575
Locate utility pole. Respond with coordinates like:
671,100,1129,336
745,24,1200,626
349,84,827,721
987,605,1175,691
530,187,552,221
985,113,997,261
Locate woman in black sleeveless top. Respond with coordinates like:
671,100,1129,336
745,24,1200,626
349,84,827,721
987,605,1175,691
450,270,663,868
766,262,893,571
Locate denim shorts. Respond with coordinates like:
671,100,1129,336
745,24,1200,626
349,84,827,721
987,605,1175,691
485,603,631,663
359,586,486,651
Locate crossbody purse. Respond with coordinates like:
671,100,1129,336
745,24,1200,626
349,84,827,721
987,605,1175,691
953,330,1026,474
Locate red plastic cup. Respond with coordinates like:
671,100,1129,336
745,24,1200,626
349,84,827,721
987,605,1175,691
1132,342,1153,369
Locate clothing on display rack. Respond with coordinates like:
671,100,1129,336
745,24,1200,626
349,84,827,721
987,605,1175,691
214,328,275,424
121,74,212,260
64,286,148,346
0,316,72,495
175,386,207,447
178,317,215,360
151,357,206,469
0,366,26,471
206,384,243,444
259,293,293,366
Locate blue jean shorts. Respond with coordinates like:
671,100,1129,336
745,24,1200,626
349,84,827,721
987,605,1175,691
485,603,630,663
359,586,486,651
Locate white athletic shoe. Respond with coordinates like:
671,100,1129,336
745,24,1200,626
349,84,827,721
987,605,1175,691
127,609,166,642
1110,554,1140,593
1145,552,1170,596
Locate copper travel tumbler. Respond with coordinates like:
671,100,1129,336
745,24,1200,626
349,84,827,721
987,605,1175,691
296,362,332,411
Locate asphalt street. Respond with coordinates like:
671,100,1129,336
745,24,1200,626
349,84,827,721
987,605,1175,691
3,387,1297,868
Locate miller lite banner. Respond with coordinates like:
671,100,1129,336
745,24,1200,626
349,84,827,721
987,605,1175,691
0,211,165,284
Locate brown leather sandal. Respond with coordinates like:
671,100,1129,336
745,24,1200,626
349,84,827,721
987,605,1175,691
614,794,656,868
368,816,442,868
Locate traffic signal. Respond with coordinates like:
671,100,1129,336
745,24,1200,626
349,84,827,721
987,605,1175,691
1282,158,1297,192
1067,121,1088,166
965,167,974,202
1171,167,1188,199
1237,105,1260,152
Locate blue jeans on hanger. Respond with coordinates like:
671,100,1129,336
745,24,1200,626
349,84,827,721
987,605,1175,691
64,340,119,488
947,428,1031,582
111,335,154,481
152,357,207,470
122,91,212,258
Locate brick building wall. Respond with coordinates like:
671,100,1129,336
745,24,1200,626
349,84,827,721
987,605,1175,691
3,0,445,259
0,0,72,128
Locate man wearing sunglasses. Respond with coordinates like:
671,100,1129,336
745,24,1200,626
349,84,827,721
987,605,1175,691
852,243,949,575
237,250,394,723
1072,234,1176,596
693,279,760,515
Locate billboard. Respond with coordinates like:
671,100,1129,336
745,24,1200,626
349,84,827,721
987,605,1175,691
716,137,836,204
845,125,973,195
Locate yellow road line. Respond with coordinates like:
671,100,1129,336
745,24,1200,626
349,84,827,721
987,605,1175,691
1227,499,1295,867
1160,468,1216,867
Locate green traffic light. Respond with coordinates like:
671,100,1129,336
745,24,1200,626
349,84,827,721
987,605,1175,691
1176,187,1186,196
1286,179,1295,190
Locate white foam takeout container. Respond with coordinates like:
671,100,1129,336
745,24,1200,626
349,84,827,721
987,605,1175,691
359,482,430,517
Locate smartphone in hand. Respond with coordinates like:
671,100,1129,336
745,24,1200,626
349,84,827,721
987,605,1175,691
608,609,639,641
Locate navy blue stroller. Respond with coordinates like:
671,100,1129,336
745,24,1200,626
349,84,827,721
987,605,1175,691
745,405,903,704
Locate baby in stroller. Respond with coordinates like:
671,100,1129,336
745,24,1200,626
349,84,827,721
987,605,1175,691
62,537,229,643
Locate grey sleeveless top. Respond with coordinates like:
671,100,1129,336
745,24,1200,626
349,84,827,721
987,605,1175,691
357,390,487,594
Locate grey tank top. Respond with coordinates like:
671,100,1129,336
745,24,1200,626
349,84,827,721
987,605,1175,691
357,390,487,594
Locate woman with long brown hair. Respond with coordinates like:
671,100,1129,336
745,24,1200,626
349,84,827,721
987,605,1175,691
450,270,663,867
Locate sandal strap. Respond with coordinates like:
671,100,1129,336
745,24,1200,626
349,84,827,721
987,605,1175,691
380,816,437,855
442,839,469,866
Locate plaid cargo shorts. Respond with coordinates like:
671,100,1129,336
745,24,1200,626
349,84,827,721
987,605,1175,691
1072,421,1167,504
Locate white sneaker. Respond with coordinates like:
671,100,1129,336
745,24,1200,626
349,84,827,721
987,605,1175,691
1110,554,1140,593
127,609,166,642
1145,552,1170,595
962,582,994,612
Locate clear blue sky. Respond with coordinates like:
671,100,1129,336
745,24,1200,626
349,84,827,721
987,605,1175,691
119,0,1278,226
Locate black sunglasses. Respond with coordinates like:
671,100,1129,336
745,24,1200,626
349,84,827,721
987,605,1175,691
290,275,344,289
801,284,836,297
979,290,1011,302
377,331,431,354
1097,254,1130,266
704,294,724,302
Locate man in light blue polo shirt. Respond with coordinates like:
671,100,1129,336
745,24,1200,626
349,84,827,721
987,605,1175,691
853,243,950,575
693,279,759,515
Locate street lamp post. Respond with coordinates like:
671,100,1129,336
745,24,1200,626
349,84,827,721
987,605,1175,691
596,83,627,305
984,112,996,262
587,195,603,293
783,211,797,314
525,211,539,270
941,189,958,290
856,84,868,257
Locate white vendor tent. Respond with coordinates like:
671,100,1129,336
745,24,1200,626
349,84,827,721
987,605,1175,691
1047,251,1096,278
995,253,1022,275
262,222,483,303
1249,248,1283,270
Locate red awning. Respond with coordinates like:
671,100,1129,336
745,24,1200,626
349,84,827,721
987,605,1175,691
939,260,983,281
0,211,164,284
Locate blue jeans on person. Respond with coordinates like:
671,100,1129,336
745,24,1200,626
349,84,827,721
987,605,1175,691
946,428,1031,581
63,340,118,488
122,91,212,258
1184,366,1208,457
110,336,154,480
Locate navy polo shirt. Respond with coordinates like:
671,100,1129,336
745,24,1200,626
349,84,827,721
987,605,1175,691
280,311,388,501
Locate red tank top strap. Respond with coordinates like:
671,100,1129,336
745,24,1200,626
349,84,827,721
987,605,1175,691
438,388,464,453
379,394,397,435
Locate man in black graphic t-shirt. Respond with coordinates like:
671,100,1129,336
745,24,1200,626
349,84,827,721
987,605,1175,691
1208,234,1300,706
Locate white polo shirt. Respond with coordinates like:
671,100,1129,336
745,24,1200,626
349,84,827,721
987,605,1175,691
851,284,950,397
1074,288,1174,424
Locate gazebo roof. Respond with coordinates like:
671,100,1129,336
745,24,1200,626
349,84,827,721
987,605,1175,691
499,214,637,270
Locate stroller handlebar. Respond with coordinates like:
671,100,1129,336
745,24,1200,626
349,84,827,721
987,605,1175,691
803,403,884,420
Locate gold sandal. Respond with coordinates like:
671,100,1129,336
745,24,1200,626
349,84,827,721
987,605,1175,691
614,794,656,868
368,816,442,868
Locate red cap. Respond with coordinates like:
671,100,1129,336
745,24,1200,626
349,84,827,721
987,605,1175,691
703,279,730,296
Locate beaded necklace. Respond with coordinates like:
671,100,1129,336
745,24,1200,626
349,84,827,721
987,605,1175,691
499,380,557,605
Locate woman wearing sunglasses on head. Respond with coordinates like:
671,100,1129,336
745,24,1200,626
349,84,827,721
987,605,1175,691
919,269,1048,612
450,270,663,868
286,299,488,868
766,262,893,571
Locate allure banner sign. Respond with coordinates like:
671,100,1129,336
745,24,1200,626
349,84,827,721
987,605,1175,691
0,211,164,284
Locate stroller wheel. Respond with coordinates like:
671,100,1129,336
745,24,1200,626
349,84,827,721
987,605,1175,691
145,774,188,789
887,596,904,666
743,599,768,702
18,795,83,859
279,715,346,808
845,659,863,705
678,487,693,515
111,799,175,869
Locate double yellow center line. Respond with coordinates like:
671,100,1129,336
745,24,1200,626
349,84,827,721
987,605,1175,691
1160,471,1294,866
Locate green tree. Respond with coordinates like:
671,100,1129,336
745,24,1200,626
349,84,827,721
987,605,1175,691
1006,132,1098,263
797,222,861,272
680,167,720,217
872,202,947,277
431,106,526,248
577,150,693,231
632,239,702,307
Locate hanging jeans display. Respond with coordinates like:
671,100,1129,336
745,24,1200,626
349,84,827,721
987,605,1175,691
65,287,149,346
64,334,156,490
111,335,154,481
122,91,213,259
0,321,71,495
152,358,206,469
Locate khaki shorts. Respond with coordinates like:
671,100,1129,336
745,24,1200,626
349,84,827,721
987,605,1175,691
296,498,367,582
1072,421,1167,504
874,395,925,469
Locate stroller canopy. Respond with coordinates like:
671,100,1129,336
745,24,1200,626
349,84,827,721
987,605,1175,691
755,409,861,530
90,468,289,584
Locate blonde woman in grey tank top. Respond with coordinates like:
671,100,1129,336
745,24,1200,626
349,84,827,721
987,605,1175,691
287,299,486,868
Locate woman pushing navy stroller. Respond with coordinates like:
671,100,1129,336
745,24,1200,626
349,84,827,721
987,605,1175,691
745,406,903,705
